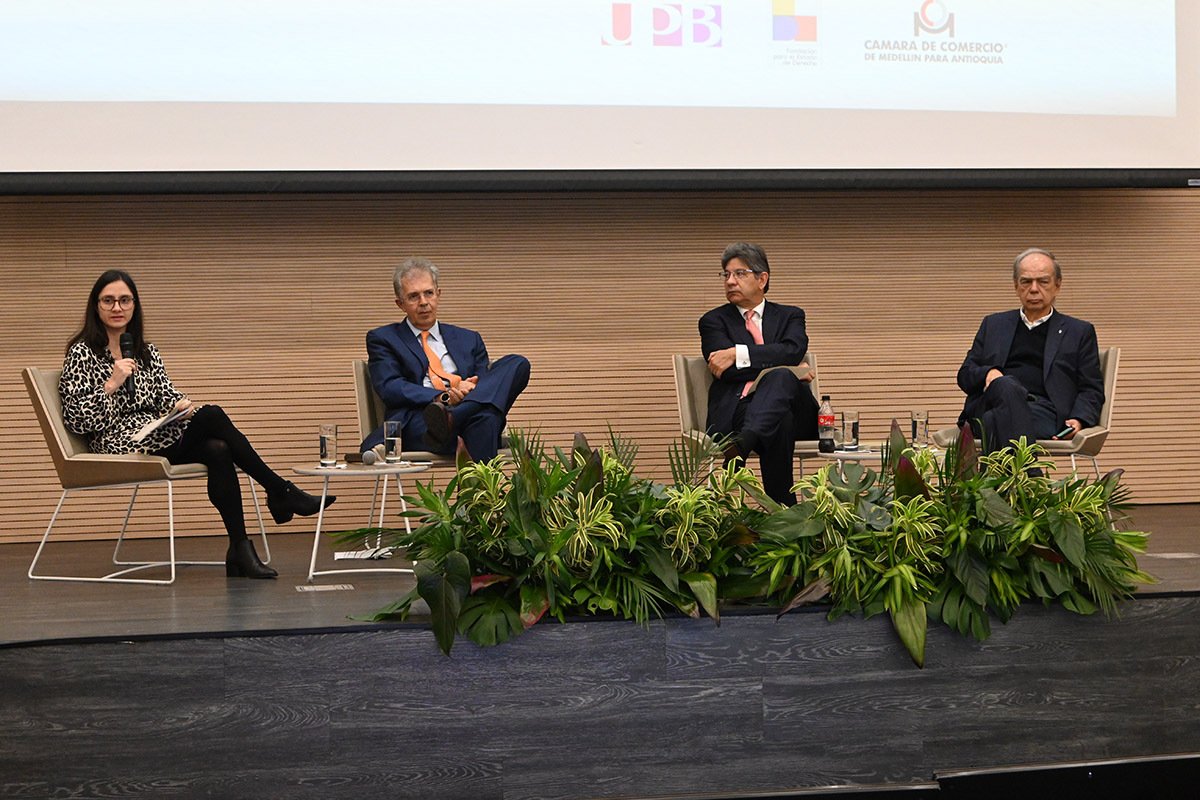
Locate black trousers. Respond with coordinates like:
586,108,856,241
154,405,287,544
974,376,1060,453
729,369,818,506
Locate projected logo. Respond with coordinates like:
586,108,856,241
914,0,955,37
772,1,817,43
602,3,723,47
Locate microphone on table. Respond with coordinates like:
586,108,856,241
344,445,384,465
118,332,136,397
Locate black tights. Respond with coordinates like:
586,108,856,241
154,405,287,544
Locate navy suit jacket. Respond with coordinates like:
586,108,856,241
699,300,809,435
365,321,490,433
957,309,1104,429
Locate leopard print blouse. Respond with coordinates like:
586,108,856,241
59,341,189,454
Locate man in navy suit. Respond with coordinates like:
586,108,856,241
360,257,530,461
700,242,817,505
957,247,1104,453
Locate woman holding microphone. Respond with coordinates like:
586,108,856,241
59,269,334,579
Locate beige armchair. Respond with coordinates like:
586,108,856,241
931,346,1119,477
24,366,267,585
671,353,823,473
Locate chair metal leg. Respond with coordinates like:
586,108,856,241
112,471,268,568
30,484,179,585
247,475,269,563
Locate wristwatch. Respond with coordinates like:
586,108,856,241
439,392,451,404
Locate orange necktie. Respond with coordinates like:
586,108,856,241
420,330,461,392
741,309,764,397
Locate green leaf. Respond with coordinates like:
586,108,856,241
1097,468,1125,501
682,572,720,623
415,552,471,655
1051,516,1086,569
1061,589,1097,616
947,549,989,606
940,584,962,630
723,521,759,547
1030,558,1074,597
891,599,928,668
857,497,891,531
458,593,523,647
642,545,681,593
978,487,1016,526
968,606,991,641
354,586,420,622
718,570,771,600
886,419,908,472
754,504,823,540
840,461,869,491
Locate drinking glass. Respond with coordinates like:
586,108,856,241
384,420,403,464
910,411,929,447
840,411,860,451
318,423,338,467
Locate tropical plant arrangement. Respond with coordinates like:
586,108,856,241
347,423,1150,666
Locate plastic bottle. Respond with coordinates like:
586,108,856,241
818,394,836,453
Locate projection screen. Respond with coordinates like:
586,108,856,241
0,0,1197,190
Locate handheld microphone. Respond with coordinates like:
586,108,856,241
344,445,384,465
118,333,136,397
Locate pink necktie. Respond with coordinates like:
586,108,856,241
744,309,764,345
741,310,764,397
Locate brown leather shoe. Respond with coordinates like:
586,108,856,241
422,400,454,451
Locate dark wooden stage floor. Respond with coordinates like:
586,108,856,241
2,505,1199,799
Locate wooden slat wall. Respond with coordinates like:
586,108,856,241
0,188,1196,545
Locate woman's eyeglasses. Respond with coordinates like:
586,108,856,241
98,295,135,309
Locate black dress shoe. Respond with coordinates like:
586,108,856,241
422,400,454,451
267,481,336,525
721,438,745,465
225,539,278,579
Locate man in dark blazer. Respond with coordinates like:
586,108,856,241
700,242,817,505
360,257,530,461
957,247,1104,453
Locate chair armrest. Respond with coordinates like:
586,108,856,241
1038,426,1107,456
60,453,205,489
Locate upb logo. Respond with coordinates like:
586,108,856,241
914,0,954,37
602,2,723,47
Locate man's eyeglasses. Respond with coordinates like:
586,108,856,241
720,269,759,280
98,295,135,309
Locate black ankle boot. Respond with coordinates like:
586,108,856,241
225,539,278,579
267,481,336,525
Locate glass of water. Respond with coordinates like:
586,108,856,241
910,411,929,447
840,411,859,451
384,420,403,464
318,423,338,467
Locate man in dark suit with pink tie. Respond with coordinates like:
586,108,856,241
360,257,530,462
700,242,818,505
